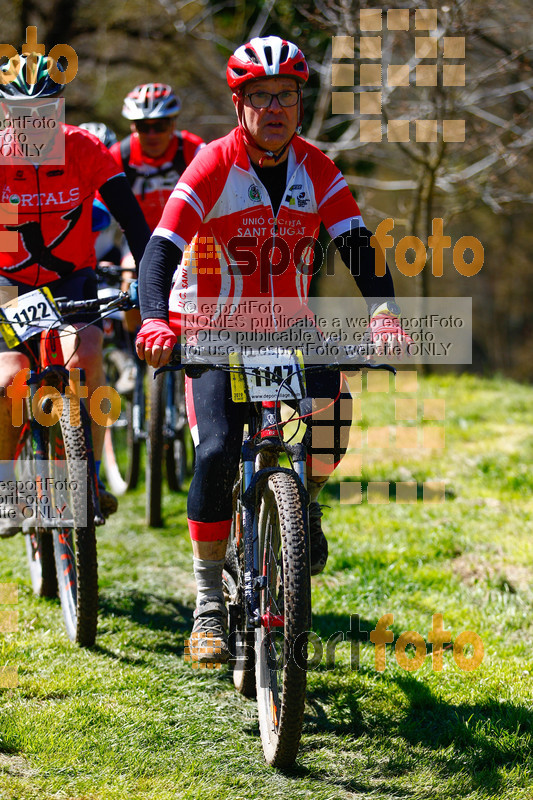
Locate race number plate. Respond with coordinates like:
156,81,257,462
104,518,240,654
229,348,306,403
0,287,60,348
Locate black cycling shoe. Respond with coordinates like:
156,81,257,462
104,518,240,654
309,501,328,576
188,598,230,664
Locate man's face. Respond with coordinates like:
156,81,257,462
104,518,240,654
235,76,299,154
132,117,175,158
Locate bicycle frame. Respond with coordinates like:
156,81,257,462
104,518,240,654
157,349,393,637
131,356,147,445
236,400,308,634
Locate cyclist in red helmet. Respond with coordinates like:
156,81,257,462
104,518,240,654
135,36,410,662
0,54,151,534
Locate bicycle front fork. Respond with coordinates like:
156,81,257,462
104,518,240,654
240,440,308,631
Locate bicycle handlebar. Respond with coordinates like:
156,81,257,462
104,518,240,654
95,264,136,278
155,342,396,378
55,285,138,316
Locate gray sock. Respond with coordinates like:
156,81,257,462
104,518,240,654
193,557,225,606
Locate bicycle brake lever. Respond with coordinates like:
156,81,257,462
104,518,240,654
129,280,139,307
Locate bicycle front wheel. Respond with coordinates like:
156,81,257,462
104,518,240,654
48,398,98,646
255,472,310,768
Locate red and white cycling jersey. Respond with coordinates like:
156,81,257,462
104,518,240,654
155,127,364,333
0,125,124,286
110,131,204,232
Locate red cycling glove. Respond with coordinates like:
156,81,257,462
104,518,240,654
135,318,177,360
368,313,413,356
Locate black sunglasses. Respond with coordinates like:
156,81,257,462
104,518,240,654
135,119,173,133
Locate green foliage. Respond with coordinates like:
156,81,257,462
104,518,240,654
0,373,532,798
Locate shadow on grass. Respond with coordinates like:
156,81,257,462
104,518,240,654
300,611,533,795
300,682,533,795
395,674,533,786
95,588,192,660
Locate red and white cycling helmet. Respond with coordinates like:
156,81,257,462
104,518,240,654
227,36,309,91
121,83,181,120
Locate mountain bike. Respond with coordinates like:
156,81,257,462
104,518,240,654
0,285,133,645
98,265,189,526
161,341,393,767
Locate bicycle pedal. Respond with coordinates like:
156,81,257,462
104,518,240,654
94,513,106,526
184,631,227,668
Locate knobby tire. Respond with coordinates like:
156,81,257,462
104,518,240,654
255,472,310,768
48,397,98,646
165,371,188,492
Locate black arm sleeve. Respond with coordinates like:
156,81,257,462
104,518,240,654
138,235,183,321
334,226,396,315
99,175,151,269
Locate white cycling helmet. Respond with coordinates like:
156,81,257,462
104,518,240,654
0,53,65,100
78,122,117,148
121,83,181,120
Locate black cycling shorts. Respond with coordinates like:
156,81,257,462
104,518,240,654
185,367,352,525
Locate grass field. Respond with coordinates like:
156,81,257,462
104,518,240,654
0,372,532,799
